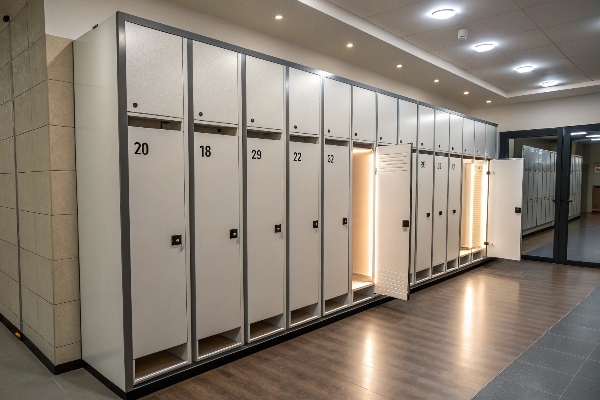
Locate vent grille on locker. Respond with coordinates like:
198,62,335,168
378,152,410,173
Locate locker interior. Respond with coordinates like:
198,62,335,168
460,159,489,266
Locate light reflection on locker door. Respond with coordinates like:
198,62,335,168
415,153,433,278
128,127,187,360
246,137,284,325
432,155,449,273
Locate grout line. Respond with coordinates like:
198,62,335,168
558,343,600,398
494,375,559,397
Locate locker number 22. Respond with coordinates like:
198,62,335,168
134,142,149,155
199,146,212,157
293,152,302,162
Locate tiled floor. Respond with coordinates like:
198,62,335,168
0,326,119,400
474,286,600,399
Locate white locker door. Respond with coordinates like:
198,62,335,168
125,23,183,119
289,68,321,136
447,157,461,262
374,144,412,300
398,100,418,145
418,106,435,151
432,155,448,267
377,93,397,145
324,78,351,139
352,86,376,142
289,140,320,311
449,114,463,153
246,137,284,324
434,110,450,152
323,144,350,300
194,132,241,340
485,125,497,158
246,57,284,131
488,159,524,261
193,42,238,125
128,127,187,359
463,119,475,156
410,152,417,278
474,121,486,157
415,153,433,272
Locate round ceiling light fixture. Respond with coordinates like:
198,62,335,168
397,64,403,68
347,43,354,48
434,79,439,83
464,91,469,95
274,15,283,20
473,43,496,52
540,80,559,87
515,65,534,73
430,8,456,19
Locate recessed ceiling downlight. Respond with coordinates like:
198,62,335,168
430,8,456,19
473,43,496,52
515,65,534,73
540,80,559,87
274,15,283,20
347,43,353,48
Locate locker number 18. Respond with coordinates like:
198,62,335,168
199,146,212,157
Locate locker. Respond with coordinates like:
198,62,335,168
418,106,435,151
289,68,321,136
474,121,486,157
324,78,351,139
125,23,183,119
398,99,418,145
193,42,238,126
485,125,497,159
193,131,241,346
246,137,284,326
288,140,320,315
415,153,433,273
128,127,187,359
432,155,449,270
522,200,528,229
352,86,376,142
246,57,284,131
449,114,462,153
434,110,450,152
447,157,461,263
527,199,534,229
462,119,475,156
374,144,412,300
410,152,417,282
377,93,397,145
323,143,350,301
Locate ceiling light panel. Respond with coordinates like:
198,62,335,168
540,80,559,87
430,8,456,20
473,43,496,52
515,65,535,73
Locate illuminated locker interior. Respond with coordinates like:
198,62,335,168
460,159,489,266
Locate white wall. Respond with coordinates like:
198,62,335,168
471,93,600,132
44,0,469,114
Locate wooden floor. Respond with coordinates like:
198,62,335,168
143,260,600,400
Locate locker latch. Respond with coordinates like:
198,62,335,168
313,220,318,229
439,211,443,216
426,213,431,218
171,235,182,246
230,229,238,239
484,241,490,246
402,220,410,228
275,224,282,233
453,209,456,214
515,207,522,214
342,218,348,225
486,171,491,175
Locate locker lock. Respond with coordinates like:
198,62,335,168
453,209,456,214
452,147,454,150
402,220,410,228
198,112,203,117
171,235,182,246
294,125,298,129
515,207,522,214
313,220,318,229
426,213,431,218
399,140,402,143
251,118,255,123
328,129,331,133
230,229,238,239
439,211,443,216
275,224,282,233
380,137,383,141
132,103,138,108
342,218,348,225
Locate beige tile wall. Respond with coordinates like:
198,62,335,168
0,0,80,366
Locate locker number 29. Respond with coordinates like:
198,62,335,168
251,150,262,160
327,155,334,163
134,142,149,155
199,145,211,157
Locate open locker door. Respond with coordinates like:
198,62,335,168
374,144,412,300
487,159,524,261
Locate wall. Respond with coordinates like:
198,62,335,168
0,0,80,365
471,93,600,132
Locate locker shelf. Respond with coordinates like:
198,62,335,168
415,269,430,282
134,344,188,384
352,273,373,291
353,285,374,304
197,328,242,360
459,252,471,266
194,124,237,136
447,258,458,270
290,303,319,327
128,115,182,130
432,263,445,276
249,315,284,341
324,293,349,314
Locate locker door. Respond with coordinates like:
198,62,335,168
288,140,320,312
449,114,462,153
289,68,321,136
415,153,433,272
485,125,497,158
374,144,411,300
462,119,475,156
246,57,284,131
125,23,183,119
193,42,238,126
434,111,450,152
246,137,284,324
352,86,376,142
432,155,449,267
527,199,534,229
128,127,187,359
474,121,486,157
398,100,417,145
323,144,350,300
324,78,351,139
418,106,434,151
488,159,524,260
377,93,397,145
194,132,241,340
447,157,461,262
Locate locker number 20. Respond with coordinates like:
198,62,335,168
134,142,149,155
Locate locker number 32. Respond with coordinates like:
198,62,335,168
327,155,334,163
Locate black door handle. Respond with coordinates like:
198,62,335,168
275,224,282,233
313,220,318,228
426,213,431,218
342,218,348,225
230,229,238,239
171,235,182,246
515,207,522,214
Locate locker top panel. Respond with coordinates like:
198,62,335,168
246,56,285,132
434,110,450,153
398,99,417,146
289,68,321,137
377,93,398,145
324,78,351,140
418,105,435,151
352,86,376,143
